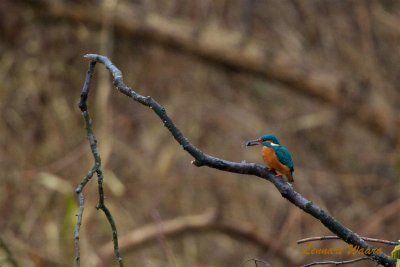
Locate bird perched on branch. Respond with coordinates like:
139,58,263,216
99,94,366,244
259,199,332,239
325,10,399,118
246,134,294,183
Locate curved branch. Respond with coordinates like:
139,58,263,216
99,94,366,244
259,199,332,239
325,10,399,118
98,209,295,265
301,257,370,267
83,54,395,267
297,236,400,246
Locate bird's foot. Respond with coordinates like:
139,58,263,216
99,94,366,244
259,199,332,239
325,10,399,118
266,168,283,177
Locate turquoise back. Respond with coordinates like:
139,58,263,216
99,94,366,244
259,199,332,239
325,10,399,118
262,143,294,172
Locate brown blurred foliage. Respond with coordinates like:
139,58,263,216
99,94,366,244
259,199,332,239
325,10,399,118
0,0,399,266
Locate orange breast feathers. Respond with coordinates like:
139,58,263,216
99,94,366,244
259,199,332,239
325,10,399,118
262,146,293,182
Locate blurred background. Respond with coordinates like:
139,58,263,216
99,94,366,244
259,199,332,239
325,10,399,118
0,0,400,266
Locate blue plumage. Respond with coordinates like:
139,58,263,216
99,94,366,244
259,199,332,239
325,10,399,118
260,134,281,145
246,133,295,182
263,143,294,172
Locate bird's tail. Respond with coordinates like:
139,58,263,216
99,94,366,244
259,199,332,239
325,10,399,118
287,172,294,183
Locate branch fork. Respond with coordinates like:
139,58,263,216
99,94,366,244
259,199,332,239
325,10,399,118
75,54,396,267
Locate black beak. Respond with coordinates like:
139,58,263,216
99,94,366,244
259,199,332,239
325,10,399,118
245,139,262,146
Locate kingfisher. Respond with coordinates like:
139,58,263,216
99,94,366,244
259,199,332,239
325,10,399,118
246,134,294,183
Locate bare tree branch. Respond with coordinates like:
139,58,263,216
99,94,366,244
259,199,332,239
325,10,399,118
74,166,96,267
301,257,370,267
82,54,395,267
75,61,123,267
298,236,400,246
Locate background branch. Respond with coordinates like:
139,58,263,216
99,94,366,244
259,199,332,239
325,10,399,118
98,209,295,265
29,0,399,139
83,54,396,267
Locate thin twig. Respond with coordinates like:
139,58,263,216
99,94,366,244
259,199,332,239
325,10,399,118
151,210,177,267
297,235,400,246
75,60,123,267
74,166,96,267
301,256,370,267
82,54,395,267
238,258,271,267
